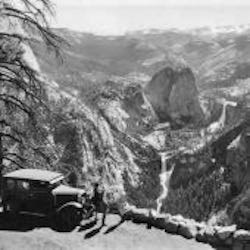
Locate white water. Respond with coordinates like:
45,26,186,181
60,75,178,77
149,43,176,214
207,98,237,134
156,152,175,214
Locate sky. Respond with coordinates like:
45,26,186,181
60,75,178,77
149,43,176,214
52,0,250,35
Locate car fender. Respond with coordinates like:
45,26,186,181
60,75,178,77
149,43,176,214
56,201,83,213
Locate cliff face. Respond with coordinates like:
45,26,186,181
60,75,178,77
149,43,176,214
0,14,162,208
145,67,204,126
49,81,161,207
97,82,158,136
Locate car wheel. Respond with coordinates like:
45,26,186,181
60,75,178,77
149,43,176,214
82,204,95,220
56,207,82,232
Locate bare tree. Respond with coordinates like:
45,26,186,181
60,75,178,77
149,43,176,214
0,0,62,185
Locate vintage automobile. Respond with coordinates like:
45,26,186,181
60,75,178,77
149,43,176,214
2,169,95,231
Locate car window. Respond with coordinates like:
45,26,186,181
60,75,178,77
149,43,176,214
30,180,48,190
6,179,15,190
16,180,30,191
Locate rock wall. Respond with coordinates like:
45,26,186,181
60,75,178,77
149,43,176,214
123,207,250,250
145,67,204,126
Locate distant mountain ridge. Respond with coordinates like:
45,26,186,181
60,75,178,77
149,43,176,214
32,25,250,97
29,25,250,128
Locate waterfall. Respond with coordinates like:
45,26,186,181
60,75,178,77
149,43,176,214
207,98,237,134
156,152,175,214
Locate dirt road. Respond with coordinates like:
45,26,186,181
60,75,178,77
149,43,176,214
0,214,219,250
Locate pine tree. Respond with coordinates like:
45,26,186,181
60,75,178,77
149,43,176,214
0,0,62,187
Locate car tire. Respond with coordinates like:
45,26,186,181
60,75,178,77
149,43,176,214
82,204,95,220
55,206,82,232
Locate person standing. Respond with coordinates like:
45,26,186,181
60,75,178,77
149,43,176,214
92,183,107,226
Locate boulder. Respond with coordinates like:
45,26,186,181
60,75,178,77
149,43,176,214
196,228,207,243
149,214,171,230
196,226,221,245
178,220,197,239
215,225,237,241
130,208,150,224
234,229,250,241
204,226,219,245
164,218,179,234
146,213,179,233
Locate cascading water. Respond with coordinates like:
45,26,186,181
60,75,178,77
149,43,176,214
156,152,175,214
207,98,237,134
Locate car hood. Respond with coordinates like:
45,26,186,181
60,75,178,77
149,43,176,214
52,185,85,196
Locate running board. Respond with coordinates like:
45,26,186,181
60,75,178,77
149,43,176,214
19,211,47,217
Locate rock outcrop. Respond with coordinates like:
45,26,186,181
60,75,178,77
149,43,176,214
97,82,158,136
225,123,250,230
144,67,204,126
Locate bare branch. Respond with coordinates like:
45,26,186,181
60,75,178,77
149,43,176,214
0,133,22,143
0,94,33,116
4,152,26,162
0,119,25,137
3,7,64,56
0,0,63,172
0,32,29,41
3,156,23,168
0,69,43,102
32,146,53,167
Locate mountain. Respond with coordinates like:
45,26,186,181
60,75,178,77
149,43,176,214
31,25,250,105
145,67,204,125
10,24,250,225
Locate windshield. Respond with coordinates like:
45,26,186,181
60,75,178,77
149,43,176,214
49,178,67,189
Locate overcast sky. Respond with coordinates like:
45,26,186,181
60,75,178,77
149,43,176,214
52,0,250,35
53,0,250,7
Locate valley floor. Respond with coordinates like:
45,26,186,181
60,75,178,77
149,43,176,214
0,214,220,250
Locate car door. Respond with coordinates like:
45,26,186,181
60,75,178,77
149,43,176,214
3,178,21,211
26,180,54,214
11,179,31,212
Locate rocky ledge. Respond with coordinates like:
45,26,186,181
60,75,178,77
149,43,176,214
122,206,250,250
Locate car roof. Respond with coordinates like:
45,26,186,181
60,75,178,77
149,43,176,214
3,169,64,183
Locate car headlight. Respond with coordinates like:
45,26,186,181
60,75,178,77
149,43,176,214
77,194,86,204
